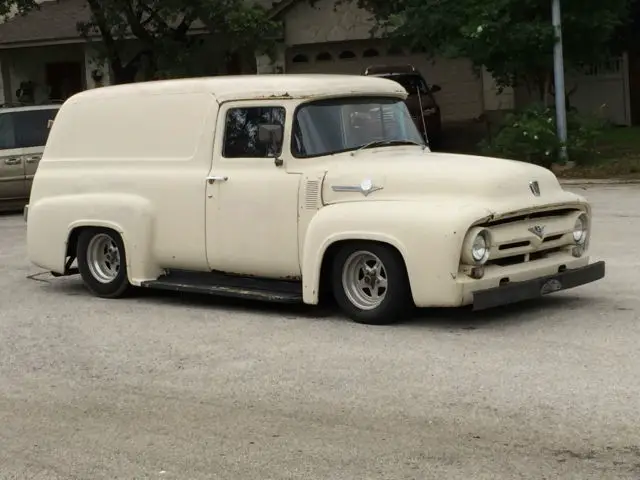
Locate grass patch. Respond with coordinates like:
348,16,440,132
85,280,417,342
558,125,640,178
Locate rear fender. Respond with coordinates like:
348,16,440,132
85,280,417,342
27,193,160,283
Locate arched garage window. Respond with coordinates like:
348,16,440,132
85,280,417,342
387,46,404,56
363,48,379,58
338,50,356,60
316,52,332,61
292,54,309,63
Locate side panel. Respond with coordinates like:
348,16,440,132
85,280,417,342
27,91,220,282
27,194,159,283
301,201,494,306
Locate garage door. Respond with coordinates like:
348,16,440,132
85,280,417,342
285,40,484,122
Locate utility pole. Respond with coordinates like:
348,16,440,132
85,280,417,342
552,0,568,163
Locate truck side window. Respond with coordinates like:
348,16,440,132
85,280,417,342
223,106,285,158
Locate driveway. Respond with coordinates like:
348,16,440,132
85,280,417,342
0,185,638,479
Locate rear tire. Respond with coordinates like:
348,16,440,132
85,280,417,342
76,228,131,298
331,242,413,325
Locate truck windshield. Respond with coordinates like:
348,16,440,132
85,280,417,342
291,96,425,158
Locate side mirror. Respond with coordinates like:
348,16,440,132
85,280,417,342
258,123,284,166
258,123,283,144
430,84,442,93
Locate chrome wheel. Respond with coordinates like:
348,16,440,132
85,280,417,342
341,250,388,310
86,233,121,283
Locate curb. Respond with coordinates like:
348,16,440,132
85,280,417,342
559,178,640,186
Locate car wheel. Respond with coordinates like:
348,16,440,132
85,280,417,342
332,242,413,325
77,228,131,298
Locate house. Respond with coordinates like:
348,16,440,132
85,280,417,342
0,0,632,126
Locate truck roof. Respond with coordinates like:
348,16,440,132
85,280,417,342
66,74,408,104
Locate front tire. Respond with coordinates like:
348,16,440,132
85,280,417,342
331,242,413,325
77,228,131,298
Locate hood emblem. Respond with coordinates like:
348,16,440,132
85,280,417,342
529,180,541,196
332,178,383,197
528,225,545,239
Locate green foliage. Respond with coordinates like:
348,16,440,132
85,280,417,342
479,104,608,167
354,0,630,93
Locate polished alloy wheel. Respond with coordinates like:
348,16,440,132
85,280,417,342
86,233,121,283
341,250,388,310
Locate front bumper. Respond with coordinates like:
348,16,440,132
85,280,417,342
472,260,605,310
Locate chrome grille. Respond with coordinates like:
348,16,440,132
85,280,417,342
483,207,582,266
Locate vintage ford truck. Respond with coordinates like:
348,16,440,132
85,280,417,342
25,74,605,324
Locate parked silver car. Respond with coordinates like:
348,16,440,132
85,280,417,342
0,103,59,212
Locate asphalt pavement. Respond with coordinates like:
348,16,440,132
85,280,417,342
0,184,638,479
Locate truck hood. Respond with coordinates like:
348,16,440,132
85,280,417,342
321,149,583,217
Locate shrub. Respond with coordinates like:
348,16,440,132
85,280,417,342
480,104,608,168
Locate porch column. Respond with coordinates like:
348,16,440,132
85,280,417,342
84,43,111,89
0,54,11,103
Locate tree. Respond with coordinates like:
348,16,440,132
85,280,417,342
353,0,630,101
4,0,278,84
81,0,279,83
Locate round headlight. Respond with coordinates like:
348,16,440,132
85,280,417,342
573,213,588,244
472,233,488,262
461,227,492,266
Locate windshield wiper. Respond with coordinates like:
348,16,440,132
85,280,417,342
351,139,425,155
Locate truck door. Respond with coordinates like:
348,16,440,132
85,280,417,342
204,101,301,279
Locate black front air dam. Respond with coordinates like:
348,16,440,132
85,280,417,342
472,261,605,311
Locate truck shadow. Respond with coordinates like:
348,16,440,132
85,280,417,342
42,277,598,329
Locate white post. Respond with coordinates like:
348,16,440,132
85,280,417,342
552,0,568,163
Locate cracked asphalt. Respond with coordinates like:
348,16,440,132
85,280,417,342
0,184,639,479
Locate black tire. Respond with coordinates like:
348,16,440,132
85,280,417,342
331,242,413,325
76,228,131,298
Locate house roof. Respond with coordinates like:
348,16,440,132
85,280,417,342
0,0,92,47
0,0,299,48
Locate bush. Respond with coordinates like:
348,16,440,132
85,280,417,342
479,104,608,168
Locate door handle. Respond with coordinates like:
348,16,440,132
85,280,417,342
4,157,21,165
206,175,229,184
25,155,41,163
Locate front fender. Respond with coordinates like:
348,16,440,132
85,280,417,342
27,193,159,283
301,200,493,306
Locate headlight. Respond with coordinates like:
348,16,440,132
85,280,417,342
461,227,491,265
472,234,488,262
573,213,588,245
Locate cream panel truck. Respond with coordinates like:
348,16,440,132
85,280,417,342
25,75,605,325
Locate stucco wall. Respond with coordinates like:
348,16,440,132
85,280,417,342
285,0,377,45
